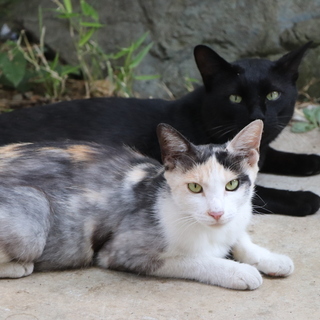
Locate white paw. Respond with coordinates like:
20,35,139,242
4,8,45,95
0,262,34,278
227,263,263,290
256,253,294,277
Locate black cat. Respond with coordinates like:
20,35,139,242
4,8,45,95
0,42,318,216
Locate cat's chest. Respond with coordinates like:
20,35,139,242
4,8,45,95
163,221,240,259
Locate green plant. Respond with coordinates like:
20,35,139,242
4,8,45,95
105,32,159,97
291,106,320,133
0,8,79,98
0,0,157,98
53,0,158,97
0,40,28,90
53,0,104,95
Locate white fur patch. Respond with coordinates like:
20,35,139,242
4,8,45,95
0,262,34,278
125,165,149,184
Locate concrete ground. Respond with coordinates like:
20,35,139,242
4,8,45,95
0,126,319,320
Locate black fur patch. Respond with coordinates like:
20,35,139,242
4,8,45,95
215,150,245,174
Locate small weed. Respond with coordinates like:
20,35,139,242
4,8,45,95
0,7,79,98
53,0,104,96
53,0,158,97
0,0,157,99
105,32,159,97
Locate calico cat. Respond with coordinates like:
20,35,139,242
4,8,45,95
0,42,318,216
0,120,294,290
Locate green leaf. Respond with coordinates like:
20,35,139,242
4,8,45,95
80,0,99,20
185,77,200,84
49,53,60,70
80,21,104,28
129,42,153,69
291,122,317,133
314,107,320,126
303,108,317,125
1,51,27,88
111,48,131,60
131,32,149,51
134,74,160,80
78,28,95,47
57,12,79,19
0,52,7,66
63,0,73,13
60,65,81,76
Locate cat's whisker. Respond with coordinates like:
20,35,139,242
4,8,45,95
252,204,274,215
207,124,236,136
216,128,237,140
251,192,274,215
207,123,235,133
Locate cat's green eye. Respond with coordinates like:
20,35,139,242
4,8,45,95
188,183,203,193
229,95,242,103
225,179,239,191
266,91,280,101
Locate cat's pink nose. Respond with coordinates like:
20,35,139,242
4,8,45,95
208,211,224,221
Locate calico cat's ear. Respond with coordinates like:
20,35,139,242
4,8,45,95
157,124,196,170
194,45,237,91
226,120,264,167
273,41,313,82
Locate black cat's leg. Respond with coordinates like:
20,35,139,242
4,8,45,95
260,146,320,176
253,185,320,216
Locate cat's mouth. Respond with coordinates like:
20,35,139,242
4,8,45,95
202,217,231,227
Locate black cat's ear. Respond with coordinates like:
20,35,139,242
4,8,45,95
273,41,313,82
157,124,196,171
194,45,234,91
226,120,264,167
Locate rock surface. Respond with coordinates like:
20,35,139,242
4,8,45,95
2,0,320,98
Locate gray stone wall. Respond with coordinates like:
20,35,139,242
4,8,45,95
3,0,320,98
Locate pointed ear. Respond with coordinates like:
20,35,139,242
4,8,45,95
157,124,196,170
273,41,312,82
194,45,237,91
226,120,264,167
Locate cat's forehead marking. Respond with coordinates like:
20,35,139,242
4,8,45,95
183,154,237,184
215,150,244,174
186,145,246,175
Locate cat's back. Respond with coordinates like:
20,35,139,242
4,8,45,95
0,141,162,190
0,97,170,146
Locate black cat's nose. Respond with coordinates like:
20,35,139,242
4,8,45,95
250,108,265,121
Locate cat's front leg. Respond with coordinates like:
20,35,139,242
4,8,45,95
254,185,320,216
150,256,263,290
0,262,34,278
232,233,294,277
260,146,320,176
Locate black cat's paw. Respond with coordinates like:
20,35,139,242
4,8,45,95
254,186,320,216
299,154,320,176
298,191,320,216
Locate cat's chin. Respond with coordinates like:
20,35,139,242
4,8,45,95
199,218,231,227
